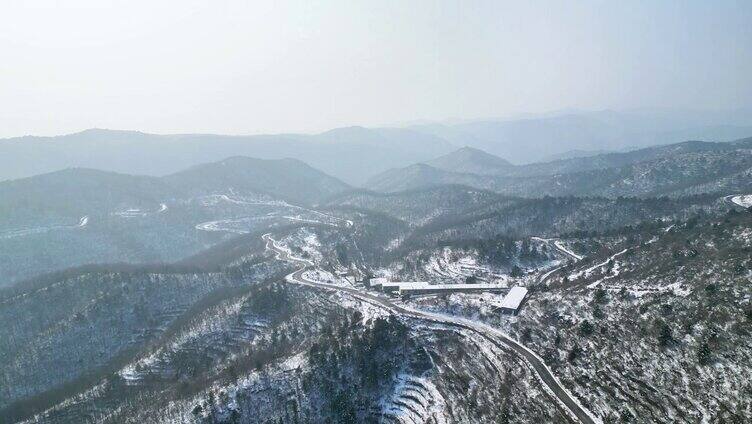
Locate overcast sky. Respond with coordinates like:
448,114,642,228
1,0,750,138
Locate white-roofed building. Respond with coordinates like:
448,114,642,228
368,277,388,288
369,279,509,296
498,286,528,315
400,283,507,296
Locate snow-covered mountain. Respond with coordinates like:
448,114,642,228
2,133,752,424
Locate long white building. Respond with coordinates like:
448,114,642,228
498,286,528,315
400,283,508,296
369,278,508,296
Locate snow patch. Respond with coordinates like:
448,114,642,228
730,194,752,208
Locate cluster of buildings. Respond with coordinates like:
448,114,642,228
368,277,528,315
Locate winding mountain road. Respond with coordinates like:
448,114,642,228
0,215,89,240
532,236,583,261
263,233,599,424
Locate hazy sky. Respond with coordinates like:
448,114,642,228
1,0,750,138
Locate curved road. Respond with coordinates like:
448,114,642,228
532,236,583,261
263,233,599,424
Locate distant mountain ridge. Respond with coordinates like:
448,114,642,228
411,109,752,163
0,127,453,186
540,149,614,162
424,146,514,175
3,108,752,184
366,136,752,197
365,163,495,193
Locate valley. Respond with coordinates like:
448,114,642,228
263,232,598,424
1,137,751,423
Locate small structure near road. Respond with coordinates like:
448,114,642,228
368,277,389,289
335,269,349,277
498,286,528,315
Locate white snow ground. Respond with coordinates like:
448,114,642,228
730,194,752,208
113,203,168,218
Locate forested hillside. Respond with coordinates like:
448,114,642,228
0,158,350,287
367,137,752,198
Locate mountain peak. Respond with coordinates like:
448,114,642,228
73,128,143,136
319,125,373,137
425,146,513,175
56,128,156,143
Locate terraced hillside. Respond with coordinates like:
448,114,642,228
385,210,752,423
4,226,573,423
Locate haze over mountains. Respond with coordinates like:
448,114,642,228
4,127,751,421
408,108,752,163
425,147,514,175
0,157,351,286
4,0,752,421
0,127,452,186
3,96,752,424
4,127,752,289
367,136,752,197
3,121,752,422
3,109,752,186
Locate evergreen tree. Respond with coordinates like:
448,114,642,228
593,305,605,319
568,343,581,362
510,265,522,278
521,328,532,343
619,407,633,422
697,340,712,365
594,288,608,304
657,322,673,348
579,320,594,336
497,401,511,424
